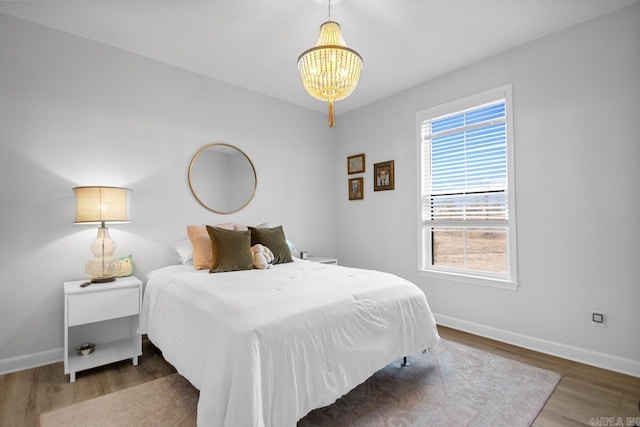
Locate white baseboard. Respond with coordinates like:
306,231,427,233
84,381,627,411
0,348,63,375
435,313,640,378
2,318,639,379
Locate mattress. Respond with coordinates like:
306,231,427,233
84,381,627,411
139,259,439,426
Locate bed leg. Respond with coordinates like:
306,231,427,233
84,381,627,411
402,356,409,366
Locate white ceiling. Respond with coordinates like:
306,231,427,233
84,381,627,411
1,0,638,116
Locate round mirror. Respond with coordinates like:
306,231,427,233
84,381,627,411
188,143,257,214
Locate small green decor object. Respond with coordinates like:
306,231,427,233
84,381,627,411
117,255,134,277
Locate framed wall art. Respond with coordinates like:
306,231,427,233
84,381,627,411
348,177,364,200
373,160,394,191
347,153,365,174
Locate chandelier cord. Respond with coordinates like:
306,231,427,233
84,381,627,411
328,0,331,20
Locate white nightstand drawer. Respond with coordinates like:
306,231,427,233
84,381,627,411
68,287,139,326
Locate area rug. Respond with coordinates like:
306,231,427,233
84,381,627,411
40,339,560,427
39,371,198,426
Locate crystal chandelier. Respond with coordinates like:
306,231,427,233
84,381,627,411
297,0,363,127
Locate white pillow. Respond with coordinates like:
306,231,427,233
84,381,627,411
171,238,194,265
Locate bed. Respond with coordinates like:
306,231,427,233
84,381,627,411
139,258,440,426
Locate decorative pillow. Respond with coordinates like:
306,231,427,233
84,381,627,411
170,238,194,265
187,223,235,270
249,225,293,264
234,222,269,232
286,239,298,257
206,226,253,273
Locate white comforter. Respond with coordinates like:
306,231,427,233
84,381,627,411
140,259,439,427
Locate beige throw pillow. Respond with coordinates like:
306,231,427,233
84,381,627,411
233,222,269,232
187,223,235,270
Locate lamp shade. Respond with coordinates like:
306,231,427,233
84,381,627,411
73,186,131,224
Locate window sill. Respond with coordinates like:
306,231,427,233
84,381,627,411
417,269,519,290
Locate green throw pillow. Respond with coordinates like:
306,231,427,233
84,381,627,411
249,225,293,264
206,226,253,273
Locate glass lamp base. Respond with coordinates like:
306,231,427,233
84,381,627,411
86,226,120,283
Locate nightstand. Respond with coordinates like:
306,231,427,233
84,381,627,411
63,276,142,382
307,256,338,265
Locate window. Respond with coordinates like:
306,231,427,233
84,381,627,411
417,85,517,288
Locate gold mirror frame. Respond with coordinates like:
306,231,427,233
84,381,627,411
188,143,257,214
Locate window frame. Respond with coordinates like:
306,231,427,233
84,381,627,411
416,84,518,289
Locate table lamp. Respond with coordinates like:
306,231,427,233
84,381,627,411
73,186,131,283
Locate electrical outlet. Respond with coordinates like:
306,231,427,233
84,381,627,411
591,311,605,327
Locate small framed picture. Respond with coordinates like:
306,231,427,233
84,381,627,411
348,177,364,200
373,160,394,191
347,153,365,174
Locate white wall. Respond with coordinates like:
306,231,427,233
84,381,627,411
0,13,337,371
334,4,640,376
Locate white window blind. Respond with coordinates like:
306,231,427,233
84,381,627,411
422,100,508,224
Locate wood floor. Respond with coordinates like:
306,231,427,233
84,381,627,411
1,327,638,426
